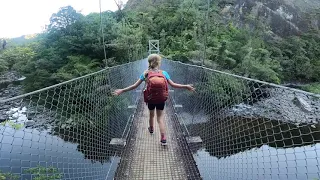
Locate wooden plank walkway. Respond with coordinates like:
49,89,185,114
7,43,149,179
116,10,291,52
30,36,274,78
114,100,201,180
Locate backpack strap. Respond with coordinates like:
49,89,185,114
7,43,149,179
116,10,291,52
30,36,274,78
148,70,164,78
145,70,164,85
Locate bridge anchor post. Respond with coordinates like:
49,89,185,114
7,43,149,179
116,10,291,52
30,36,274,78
148,40,160,54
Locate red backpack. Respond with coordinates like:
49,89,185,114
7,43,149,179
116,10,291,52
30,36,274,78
143,70,169,104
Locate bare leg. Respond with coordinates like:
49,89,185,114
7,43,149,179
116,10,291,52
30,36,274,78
156,109,166,136
149,109,155,129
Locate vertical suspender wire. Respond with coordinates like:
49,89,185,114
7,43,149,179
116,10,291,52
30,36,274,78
99,0,111,100
113,0,131,63
99,0,112,99
177,0,196,32
99,1,115,179
99,0,107,68
99,0,109,81
203,0,210,66
175,0,196,59
105,2,129,177
126,22,130,63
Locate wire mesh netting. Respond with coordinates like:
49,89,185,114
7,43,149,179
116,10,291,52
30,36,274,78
1,58,320,180
0,60,147,179
114,90,201,180
161,59,320,180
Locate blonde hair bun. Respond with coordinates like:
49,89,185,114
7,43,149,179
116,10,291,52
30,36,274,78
147,54,162,69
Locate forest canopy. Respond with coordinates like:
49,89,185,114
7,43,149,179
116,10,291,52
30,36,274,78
0,1,319,93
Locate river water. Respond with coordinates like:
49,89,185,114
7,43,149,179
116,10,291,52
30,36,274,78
0,107,118,180
180,109,320,180
194,144,320,180
1,108,320,180
1,77,320,179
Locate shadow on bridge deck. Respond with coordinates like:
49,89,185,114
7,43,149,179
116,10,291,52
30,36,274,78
114,99,202,180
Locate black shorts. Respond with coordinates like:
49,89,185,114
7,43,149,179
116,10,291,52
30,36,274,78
147,102,165,110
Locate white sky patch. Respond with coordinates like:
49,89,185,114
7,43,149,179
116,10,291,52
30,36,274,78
0,0,127,38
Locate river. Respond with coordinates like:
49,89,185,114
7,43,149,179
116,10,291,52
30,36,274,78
0,107,118,180
1,70,320,179
0,71,133,180
181,108,320,180
2,106,319,179
194,144,320,180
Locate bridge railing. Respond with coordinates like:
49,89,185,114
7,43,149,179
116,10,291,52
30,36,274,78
0,60,147,180
162,59,320,180
1,58,320,179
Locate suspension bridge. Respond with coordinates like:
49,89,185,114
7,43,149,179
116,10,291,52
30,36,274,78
0,57,320,180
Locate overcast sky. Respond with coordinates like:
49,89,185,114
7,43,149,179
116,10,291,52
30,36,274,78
0,0,128,38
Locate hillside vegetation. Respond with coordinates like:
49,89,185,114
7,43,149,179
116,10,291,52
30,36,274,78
0,0,319,93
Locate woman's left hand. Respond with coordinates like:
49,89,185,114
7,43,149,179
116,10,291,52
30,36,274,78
186,84,196,92
112,89,123,96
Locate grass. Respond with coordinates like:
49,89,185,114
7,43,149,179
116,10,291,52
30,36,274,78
0,170,19,180
24,165,62,180
301,83,320,94
0,166,62,180
0,120,24,130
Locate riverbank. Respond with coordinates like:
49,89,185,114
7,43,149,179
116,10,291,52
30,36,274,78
283,82,320,94
0,71,55,130
224,88,320,124
0,71,24,122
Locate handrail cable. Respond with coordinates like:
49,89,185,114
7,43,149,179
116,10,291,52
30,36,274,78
99,0,107,67
113,0,140,61
203,0,210,66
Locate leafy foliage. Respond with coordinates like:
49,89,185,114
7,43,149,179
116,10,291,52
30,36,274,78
0,58,9,73
24,166,62,180
198,72,251,112
0,1,319,93
0,170,19,180
301,83,320,94
0,120,24,130
0,166,62,180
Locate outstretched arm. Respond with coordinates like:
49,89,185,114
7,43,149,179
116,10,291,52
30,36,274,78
113,79,143,95
167,79,195,91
